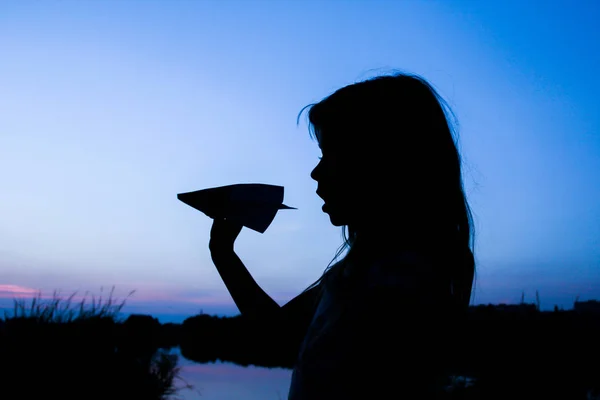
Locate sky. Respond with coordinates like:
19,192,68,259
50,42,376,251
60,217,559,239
1,0,599,320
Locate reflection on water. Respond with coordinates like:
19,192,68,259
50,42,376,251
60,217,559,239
176,349,292,400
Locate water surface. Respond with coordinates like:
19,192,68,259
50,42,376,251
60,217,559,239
177,353,292,400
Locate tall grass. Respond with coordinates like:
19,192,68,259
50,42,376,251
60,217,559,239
3,286,134,322
151,351,197,400
0,287,194,400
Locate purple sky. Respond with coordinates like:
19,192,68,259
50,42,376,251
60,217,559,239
1,0,599,318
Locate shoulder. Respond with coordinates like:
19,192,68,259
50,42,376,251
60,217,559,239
347,251,452,317
339,252,450,354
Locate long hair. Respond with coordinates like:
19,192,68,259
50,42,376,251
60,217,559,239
297,71,475,309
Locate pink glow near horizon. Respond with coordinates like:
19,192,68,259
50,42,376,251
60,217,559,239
0,282,238,309
0,284,41,298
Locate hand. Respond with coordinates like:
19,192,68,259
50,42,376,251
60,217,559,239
209,218,243,251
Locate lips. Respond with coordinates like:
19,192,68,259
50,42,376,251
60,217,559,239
317,192,328,205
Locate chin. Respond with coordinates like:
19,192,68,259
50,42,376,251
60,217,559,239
329,218,345,227
322,203,350,226
325,211,347,227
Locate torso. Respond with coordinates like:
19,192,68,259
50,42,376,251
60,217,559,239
288,250,452,400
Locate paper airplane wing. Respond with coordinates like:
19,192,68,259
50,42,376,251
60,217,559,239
177,183,296,233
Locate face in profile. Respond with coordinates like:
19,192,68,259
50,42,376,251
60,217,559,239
310,142,357,227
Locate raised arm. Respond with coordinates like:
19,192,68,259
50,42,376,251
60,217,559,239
209,246,280,318
209,219,320,326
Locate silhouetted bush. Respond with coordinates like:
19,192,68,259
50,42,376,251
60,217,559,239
0,290,192,400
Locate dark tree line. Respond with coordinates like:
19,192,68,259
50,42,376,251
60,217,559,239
2,302,600,399
178,303,600,399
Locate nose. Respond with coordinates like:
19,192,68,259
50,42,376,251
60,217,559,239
310,160,321,182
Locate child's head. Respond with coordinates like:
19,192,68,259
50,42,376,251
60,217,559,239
298,71,475,307
299,72,473,253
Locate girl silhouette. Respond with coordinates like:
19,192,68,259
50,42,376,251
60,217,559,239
208,72,475,399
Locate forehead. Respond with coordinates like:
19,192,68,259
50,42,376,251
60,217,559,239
316,126,355,156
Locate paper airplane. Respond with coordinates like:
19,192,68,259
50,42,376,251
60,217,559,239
177,183,296,233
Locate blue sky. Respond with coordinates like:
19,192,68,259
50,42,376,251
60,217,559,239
1,0,599,318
